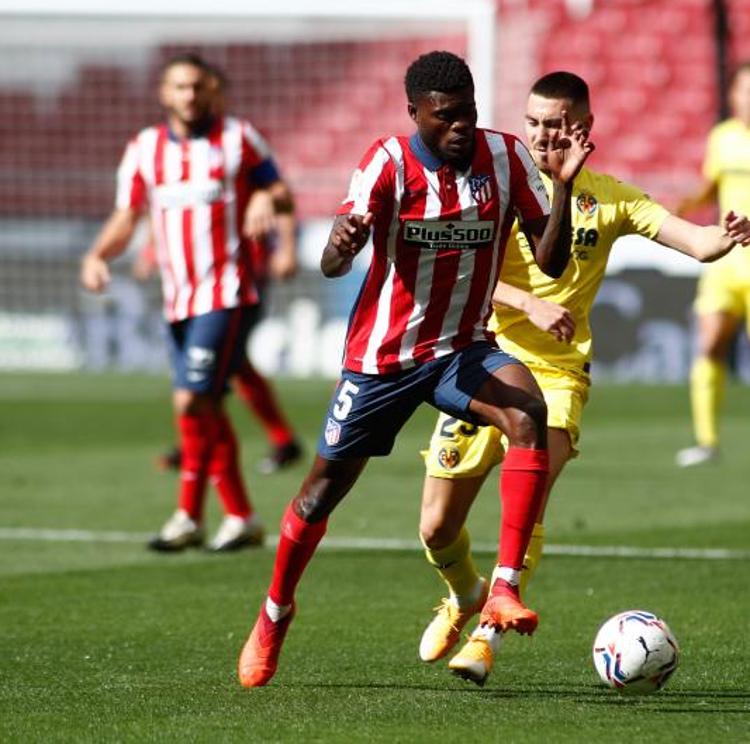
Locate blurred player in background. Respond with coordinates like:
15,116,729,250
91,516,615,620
675,61,750,467
416,71,750,686
237,51,595,689
135,64,303,475
81,53,294,552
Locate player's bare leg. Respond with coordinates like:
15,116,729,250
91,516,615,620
419,474,490,662
677,311,738,467
238,455,368,688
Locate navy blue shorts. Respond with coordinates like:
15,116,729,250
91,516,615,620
166,306,257,395
318,341,521,459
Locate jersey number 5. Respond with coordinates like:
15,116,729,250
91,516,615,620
333,380,360,420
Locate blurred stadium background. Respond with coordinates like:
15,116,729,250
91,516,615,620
2,0,750,380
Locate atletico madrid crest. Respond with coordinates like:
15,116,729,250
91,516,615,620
469,174,492,205
325,417,342,446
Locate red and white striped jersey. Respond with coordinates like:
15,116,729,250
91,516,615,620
116,116,276,322
337,129,550,374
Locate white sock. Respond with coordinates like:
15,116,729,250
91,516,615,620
451,578,486,609
492,564,520,587
265,597,292,622
471,623,504,653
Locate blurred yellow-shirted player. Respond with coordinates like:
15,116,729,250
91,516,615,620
419,71,750,687
675,61,750,467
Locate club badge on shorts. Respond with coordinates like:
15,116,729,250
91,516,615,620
438,446,461,469
325,417,342,446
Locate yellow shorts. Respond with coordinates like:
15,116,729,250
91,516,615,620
694,250,750,332
422,365,590,479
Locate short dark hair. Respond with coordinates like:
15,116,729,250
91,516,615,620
404,51,474,102
530,71,590,109
161,52,211,76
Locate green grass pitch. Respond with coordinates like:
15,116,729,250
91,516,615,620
1,374,748,742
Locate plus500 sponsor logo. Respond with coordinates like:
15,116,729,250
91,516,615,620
154,179,224,208
404,220,495,249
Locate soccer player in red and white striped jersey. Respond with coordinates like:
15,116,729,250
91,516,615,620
238,51,594,688
81,54,294,552
137,64,303,476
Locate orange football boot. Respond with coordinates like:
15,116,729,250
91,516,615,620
479,579,538,635
238,602,295,688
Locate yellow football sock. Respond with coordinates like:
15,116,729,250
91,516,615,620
519,522,545,596
690,356,725,448
421,527,482,605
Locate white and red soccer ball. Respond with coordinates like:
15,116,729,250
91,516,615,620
592,610,680,694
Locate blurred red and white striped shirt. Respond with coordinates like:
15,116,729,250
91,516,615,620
337,129,550,374
116,116,279,322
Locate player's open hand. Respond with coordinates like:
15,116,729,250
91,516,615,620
545,111,595,184
722,210,750,246
242,190,276,240
527,297,576,343
80,254,111,293
331,212,374,256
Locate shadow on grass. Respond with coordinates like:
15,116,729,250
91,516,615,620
303,681,749,713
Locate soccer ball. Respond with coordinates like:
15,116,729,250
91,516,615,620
592,610,680,694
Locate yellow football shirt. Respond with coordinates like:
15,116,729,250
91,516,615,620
703,118,750,216
490,167,669,373
701,118,750,274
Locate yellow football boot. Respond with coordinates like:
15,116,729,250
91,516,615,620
418,578,489,662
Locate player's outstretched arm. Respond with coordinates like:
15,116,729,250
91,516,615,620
321,212,374,278
656,211,750,262
493,280,576,343
522,112,595,278
80,208,140,292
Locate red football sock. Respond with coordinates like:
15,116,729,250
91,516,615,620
209,412,252,518
498,447,549,570
177,413,219,521
268,503,328,606
235,360,295,447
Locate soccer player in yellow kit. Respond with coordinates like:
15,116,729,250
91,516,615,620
416,71,750,686
675,61,750,467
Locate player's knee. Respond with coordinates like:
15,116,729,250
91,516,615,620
294,461,359,522
172,389,217,416
419,510,460,550
700,342,730,361
506,399,547,448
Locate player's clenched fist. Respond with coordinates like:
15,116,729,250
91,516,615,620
321,212,374,277
331,212,374,255
80,253,111,293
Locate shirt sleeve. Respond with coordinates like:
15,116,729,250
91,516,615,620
615,178,670,238
336,139,395,217
241,120,282,186
508,136,551,222
115,138,146,212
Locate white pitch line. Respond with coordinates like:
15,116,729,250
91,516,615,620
0,527,748,560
